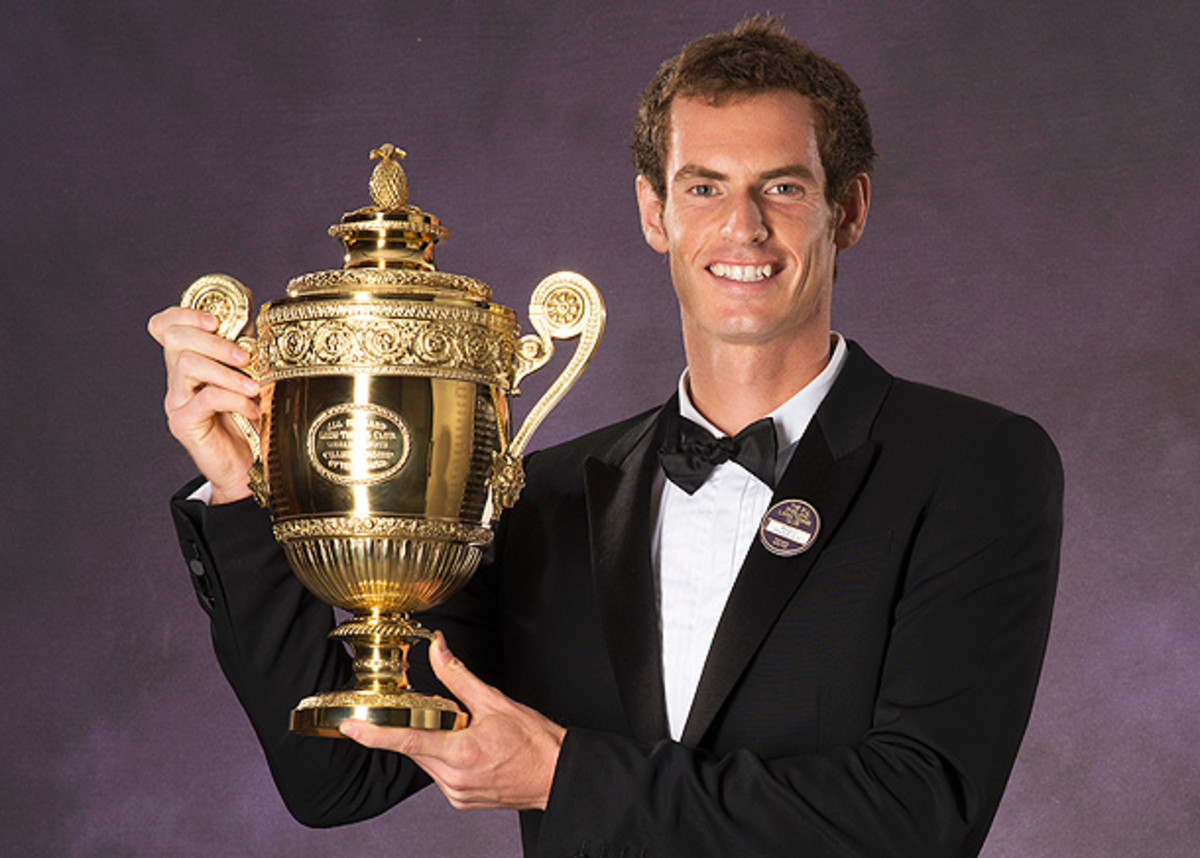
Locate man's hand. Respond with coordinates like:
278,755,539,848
147,305,260,504
340,633,566,811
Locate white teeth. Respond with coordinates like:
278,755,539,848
709,262,774,282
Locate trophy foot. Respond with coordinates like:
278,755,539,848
289,612,468,737
290,689,467,737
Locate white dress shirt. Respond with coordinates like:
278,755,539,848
651,334,848,739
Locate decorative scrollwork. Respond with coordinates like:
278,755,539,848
461,328,491,365
181,274,251,341
277,325,312,362
361,321,405,361
287,267,492,301
313,320,357,362
254,301,520,386
506,271,605,466
414,326,453,364
544,286,585,331
274,516,494,546
293,690,460,711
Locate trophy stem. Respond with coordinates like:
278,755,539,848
289,612,468,737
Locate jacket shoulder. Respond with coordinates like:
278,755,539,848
874,377,1063,500
830,342,1059,464
883,377,1056,445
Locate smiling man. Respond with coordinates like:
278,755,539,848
636,89,868,434
151,17,1062,858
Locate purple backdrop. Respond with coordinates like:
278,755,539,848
3,1,1197,855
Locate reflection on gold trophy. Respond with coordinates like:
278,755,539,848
181,144,604,736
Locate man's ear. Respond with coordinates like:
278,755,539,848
635,174,670,254
834,173,870,250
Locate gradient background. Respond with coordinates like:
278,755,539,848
2,1,1196,855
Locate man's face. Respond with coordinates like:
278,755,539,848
636,90,868,352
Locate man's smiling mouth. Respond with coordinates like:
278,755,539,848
708,262,775,282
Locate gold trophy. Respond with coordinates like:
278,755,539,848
181,144,604,736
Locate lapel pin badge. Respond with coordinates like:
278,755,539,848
759,499,821,557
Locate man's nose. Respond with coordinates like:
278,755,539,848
719,193,768,243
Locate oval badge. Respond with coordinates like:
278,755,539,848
759,498,821,557
307,403,411,486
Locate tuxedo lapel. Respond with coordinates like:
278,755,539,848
584,403,672,742
681,343,891,747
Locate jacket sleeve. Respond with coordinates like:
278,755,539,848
535,415,1063,858
170,479,432,827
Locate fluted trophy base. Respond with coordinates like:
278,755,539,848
289,613,468,737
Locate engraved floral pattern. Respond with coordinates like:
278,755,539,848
414,327,452,364
313,320,357,362
197,291,234,319
545,286,584,328
362,321,406,361
287,268,491,300
278,326,312,362
275,516,493,545
255,303,518,386
462,329,490,365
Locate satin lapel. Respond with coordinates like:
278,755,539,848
681,343,890,747
584,403,671,742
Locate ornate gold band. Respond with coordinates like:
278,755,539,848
293,690,462,712
254,298,519,386
273,516,494,546
330,616,433,640
287,267,491,300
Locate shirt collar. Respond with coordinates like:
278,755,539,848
677,333,848,455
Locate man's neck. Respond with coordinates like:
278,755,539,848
683,331,834,436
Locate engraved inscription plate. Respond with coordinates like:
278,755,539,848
307,403,412,485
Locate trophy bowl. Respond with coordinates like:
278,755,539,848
181,145,603,736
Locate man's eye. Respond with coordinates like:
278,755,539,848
688,184,716,197
766,183,804,196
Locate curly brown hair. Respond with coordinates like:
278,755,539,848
633,15,876,206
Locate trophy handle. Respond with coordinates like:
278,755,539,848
180,274,269,505
491,271,605,510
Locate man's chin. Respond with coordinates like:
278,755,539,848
685,311,829,351
697,321,789,348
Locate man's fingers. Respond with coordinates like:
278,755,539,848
148,306,218,345
150,302,260,502
428,632,501,713
161,322,253,372
165,348,259,412
338,720,486,809
152,306,257,424
339,647,565,812
339,719,449,760
169,386,260,434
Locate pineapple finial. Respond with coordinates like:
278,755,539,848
368,144,409,211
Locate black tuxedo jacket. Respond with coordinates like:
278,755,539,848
172,342,1063,857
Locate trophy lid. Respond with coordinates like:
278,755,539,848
287,144,493,301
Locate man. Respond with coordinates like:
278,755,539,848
149,17,1062,857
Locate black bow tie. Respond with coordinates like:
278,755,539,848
659,414,777,495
